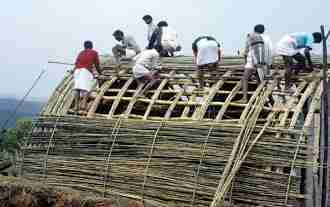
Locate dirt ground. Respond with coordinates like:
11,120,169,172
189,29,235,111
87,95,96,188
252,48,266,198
0,176,147,207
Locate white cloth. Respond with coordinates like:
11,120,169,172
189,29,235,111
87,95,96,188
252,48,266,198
73,68,95,92
133,49,160,78
196,38,219,66
261,34,273,65
132,64,150,79
245,34,273,81
276,35,298,56
125,49,137,59
245,50,257,69
161,26,179,50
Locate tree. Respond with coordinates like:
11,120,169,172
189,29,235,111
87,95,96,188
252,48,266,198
0,118,32,160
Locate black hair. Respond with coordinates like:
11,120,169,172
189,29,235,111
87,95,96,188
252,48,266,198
142,15,152,21
113,30,124,37
84,40,93,49
157,21,168,27
254,24,265,34
313,32,322,43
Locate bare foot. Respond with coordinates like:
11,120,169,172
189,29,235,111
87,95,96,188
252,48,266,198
236,98,248,104
95,199,113,207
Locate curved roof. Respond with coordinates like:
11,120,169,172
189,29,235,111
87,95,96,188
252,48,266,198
22,56,326,207
42,56,322,127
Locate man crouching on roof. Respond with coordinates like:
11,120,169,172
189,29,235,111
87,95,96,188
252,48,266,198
133,49,162,97
73,40,100,113
192,36,222,89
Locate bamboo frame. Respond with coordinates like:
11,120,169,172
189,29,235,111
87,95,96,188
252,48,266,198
24,56,327,207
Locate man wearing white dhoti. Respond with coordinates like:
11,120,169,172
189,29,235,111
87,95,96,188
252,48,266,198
73,40,100,113
276,32,322,89
239,24,273,103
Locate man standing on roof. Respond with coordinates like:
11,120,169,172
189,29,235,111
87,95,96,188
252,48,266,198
192,36,222,89
142,15,157,42
132,49,162,96
147,21,181,57
276,32,322,90
112,30,141,63
239,24,273,103
73,40,100,113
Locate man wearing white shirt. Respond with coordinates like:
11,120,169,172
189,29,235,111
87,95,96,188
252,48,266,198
133,49,162,96
112,30,141,64
192,36,221,89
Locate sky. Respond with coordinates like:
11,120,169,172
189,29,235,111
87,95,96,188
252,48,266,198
0,0,329,100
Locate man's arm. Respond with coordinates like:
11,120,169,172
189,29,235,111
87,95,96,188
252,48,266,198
94,52,101,74
128,37,141,54
244,37,250,64
218,48,222,63
304,47,313,68
192,39,199,64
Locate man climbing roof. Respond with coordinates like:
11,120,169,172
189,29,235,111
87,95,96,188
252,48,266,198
147,21,181,57
276,32,322,90
142,14,157,42
73,40,100,113
192,36,222,89
132,49,162,97
239,24,273,103
112,30,141,63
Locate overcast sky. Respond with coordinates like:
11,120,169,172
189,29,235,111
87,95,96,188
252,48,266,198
0,0,329,100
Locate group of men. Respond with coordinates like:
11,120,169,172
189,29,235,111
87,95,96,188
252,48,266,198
239,25,322,103
72,15,323,112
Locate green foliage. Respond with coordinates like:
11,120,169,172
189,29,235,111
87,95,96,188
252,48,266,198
0,117,32,158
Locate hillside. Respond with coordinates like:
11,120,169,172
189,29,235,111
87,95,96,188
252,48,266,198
0,98,44,128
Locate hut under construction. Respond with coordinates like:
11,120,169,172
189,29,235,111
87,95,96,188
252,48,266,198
19,56,325,207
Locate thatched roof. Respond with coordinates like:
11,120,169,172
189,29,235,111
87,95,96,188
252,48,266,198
20,56,324,207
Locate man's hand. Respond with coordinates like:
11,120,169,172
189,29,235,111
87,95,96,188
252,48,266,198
95,199,112,207
305,65,314,73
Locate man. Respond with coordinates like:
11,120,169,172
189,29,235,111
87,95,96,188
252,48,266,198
132,49,162,96
142,14,157,42
147,21,181,57
112,30,141,63
276,32,322,89
192,36,221,89
240,24,272,103
73,40,100,113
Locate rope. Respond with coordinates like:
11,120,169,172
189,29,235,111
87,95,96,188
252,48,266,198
141,121,165,201
190,126,214,207
42,116,60,183
0,70,46,131
103,117,123,197
284,131,305,204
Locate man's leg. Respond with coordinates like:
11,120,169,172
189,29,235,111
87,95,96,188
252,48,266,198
282,56,294,90
73,89,80,113
138,74,156,96
197,68,204,89
80,90,89,111
292,53,307,74
242,68,254,102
